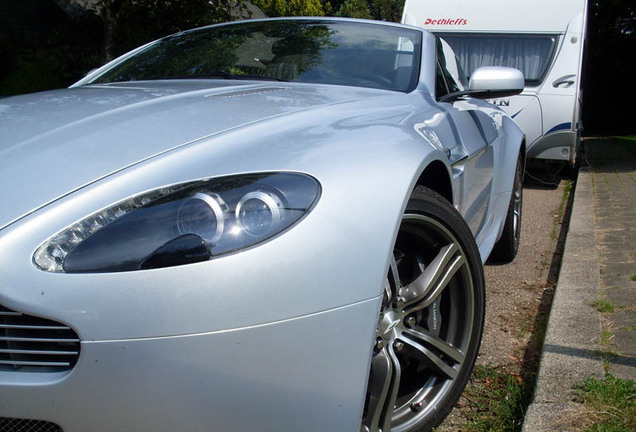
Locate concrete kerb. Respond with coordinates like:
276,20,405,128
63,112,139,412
522,169,605,431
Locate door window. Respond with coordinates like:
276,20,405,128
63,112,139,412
436,38,468,100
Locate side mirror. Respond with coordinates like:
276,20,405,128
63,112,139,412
439,66,524,103
468,66,524,99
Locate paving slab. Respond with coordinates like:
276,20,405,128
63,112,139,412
522,164,605,432
602,262,636,289
588,138,636,382
614,310,636,354
523,137,636,430
605,284,635,305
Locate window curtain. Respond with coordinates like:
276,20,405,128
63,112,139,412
441,35,557,83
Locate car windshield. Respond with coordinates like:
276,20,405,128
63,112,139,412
89,20,422,93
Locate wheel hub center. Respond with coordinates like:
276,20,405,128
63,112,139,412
378,310,401,339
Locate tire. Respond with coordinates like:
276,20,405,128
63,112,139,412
361,187,485,432
489,156,523,263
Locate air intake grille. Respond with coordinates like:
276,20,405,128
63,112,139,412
0,305,80,371
0,417,63,432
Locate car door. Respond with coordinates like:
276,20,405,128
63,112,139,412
437,33,553,154
489,93,542,147
432,39,495,236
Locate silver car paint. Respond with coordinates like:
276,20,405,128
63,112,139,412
0,82,406,230
0,21,523,431
1,299,380,431
1,85,445,338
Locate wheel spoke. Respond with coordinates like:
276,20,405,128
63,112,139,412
389,254,400,295
397,243,465,312
401,328,463,380
364,209,482,432
403,327,465,363
364,346,402,432
365,350,391,431
383,280,392,307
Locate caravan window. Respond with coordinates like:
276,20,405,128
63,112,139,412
439,34,558,86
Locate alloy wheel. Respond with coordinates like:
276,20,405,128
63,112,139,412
362,213,478,432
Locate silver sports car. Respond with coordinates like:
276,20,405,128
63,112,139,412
0,18,525,432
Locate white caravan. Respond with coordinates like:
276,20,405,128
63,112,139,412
403,0,588,165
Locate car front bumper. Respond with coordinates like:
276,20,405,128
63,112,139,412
1,296,380,432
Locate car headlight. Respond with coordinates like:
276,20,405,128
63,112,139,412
33,173,320,273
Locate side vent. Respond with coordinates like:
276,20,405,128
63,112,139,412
0,304,80,372
0,417,63,432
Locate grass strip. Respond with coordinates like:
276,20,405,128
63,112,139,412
456,365,527,431
575,374,636,432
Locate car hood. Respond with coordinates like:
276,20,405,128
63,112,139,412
0,80,391,230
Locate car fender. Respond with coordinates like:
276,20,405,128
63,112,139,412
493,115,525,242
0,103,449,342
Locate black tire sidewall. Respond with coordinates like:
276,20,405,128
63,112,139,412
490,157,523,263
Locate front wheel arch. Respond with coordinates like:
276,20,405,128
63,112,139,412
361,187,485,432
415,160,453,205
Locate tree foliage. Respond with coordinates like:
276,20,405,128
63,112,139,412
0,0,250,95
252,0,324,17
583,0,635,134
336,0,403,22
91,0,249,62
589,0,635,38
321,0,345,16
0,0,101,96
253,0,402,21
336,0,372,19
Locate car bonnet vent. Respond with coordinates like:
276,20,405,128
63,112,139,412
0,304,80,372
205,86,290,99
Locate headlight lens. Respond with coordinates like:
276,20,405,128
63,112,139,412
177,192,227,243
33,173,320,273
236,191,283,237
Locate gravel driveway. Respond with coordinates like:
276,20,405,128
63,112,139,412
440,168,571,430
